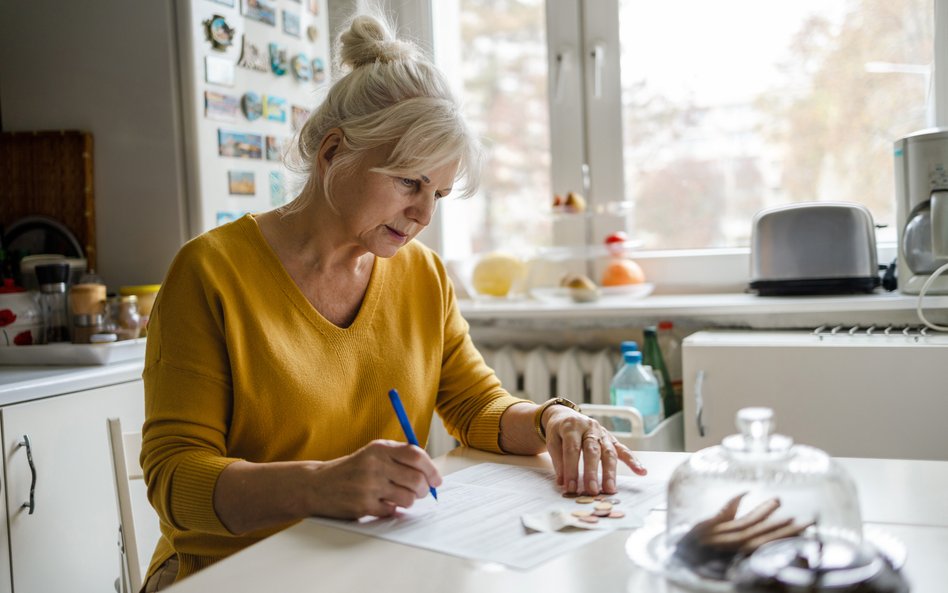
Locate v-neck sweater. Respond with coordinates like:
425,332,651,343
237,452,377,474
140,214,525,580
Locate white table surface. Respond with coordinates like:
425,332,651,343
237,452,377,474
165,449,948,593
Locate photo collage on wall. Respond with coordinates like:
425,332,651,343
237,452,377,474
199,0,327,226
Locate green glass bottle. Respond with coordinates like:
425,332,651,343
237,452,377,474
642,325,678,417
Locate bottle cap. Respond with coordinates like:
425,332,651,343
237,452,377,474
623,351,642,364
620,340,639,353
89,332,118,343
658,320,674,330
35,262,70,285
644,325,657,336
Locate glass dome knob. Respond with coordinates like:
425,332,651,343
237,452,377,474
738,407,774,452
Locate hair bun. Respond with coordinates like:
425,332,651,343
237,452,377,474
339,14,417,68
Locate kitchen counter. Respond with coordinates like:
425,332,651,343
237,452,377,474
460,291,948,330
0,360,144,406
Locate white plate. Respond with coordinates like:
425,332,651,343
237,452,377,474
0,338,147,366
531,283,654,304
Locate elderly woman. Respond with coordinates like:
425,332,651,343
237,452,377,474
139,12,646,590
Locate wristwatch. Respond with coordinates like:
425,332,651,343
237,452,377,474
533,397,581,443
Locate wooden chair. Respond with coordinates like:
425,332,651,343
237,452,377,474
108,418,159,593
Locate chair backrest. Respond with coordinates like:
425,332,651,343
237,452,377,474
108,417,159,593
579,405,685,452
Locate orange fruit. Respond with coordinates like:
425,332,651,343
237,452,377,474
601,259,646,286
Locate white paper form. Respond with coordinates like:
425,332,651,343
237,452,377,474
306,462,666,570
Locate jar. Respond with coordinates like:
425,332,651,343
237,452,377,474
69,283,107,316
116,295,141,340
72,313,104,344
35,263,71,343
0,278,43,346
119,284,160,336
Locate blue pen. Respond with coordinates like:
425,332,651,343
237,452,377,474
388,388,438,501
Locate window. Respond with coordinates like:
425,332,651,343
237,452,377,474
429,0,937,270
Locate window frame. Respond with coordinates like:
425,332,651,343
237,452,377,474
389,0,947,291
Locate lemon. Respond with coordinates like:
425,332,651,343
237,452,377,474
471,253,526,297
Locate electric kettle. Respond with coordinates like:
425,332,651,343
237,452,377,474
894,128,948,294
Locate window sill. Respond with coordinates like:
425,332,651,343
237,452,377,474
459,291,948,330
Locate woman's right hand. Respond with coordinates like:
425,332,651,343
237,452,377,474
306,439,442,520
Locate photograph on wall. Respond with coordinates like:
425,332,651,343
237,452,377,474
241,92,264,121
242,0,277,26
269,43,289,76
203,14,236,50
228,171,256,195
264,95,287,123
218,129,263,159
205,91,240,121
291,54,311,81
311,57,326,83
308,0,319,15
291,105,310,131
216,210,247,226
282,10,301,37
270,171,287,206
205,55,236,86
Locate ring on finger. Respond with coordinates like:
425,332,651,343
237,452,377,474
582,433,601,443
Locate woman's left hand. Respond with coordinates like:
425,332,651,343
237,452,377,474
543,407,648,495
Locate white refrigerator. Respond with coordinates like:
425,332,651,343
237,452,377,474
176,0,331,234
682,329,948,460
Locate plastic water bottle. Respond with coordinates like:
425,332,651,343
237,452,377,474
610,350,664,433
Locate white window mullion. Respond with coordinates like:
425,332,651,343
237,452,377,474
580,0,626,271
546,0,589,253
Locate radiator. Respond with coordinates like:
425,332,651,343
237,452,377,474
479,345,620,405
426,345,620,457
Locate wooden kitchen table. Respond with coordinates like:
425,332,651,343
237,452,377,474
163,449,948,593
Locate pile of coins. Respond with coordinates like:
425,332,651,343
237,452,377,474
562,492,626,524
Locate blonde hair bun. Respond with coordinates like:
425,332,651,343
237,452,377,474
339,14,416,68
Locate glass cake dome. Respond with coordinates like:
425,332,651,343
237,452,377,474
666,407,863,552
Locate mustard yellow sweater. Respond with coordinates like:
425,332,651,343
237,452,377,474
141,214,524,581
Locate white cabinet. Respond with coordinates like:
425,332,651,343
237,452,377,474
1,379,144,593
682,330,948,460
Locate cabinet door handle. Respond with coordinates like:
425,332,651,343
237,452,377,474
18,435,36,514
694,371,706,438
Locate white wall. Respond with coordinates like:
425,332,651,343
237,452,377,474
0,0,189,289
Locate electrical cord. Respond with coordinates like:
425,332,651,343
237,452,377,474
915,261,948,331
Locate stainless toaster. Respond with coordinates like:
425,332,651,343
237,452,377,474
749,202,881,296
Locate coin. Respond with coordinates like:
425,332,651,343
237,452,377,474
561,492,581,499
578,515,599,524
592,509,612,517
571,510,592,518
608,510,625,519
575,496,596,504
594,502,613,511
609,498,621,505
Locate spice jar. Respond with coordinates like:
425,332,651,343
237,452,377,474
70,283,107,344
72,313,105,344
116,295,141,340
35,263,71,343
119,284,159,336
